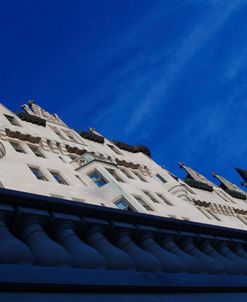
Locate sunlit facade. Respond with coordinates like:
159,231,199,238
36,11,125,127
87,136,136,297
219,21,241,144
0,100,247,230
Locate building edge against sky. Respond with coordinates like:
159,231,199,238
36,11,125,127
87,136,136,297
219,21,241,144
0,100,247,231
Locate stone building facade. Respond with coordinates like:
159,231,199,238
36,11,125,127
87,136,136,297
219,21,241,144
0,100,247,231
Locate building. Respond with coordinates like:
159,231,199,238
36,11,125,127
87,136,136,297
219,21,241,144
1,101,247,300
0,100,247,230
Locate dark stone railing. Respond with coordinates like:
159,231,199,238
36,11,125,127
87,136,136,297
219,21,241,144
113,141,151,157
1,188,247,292
16,112,46,127
80,131,105,144
224,188,246,200
184,178,213,192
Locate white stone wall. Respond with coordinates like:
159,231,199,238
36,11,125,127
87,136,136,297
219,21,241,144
0,102,247,230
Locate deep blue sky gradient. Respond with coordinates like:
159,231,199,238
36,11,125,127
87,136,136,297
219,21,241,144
0,0,247,186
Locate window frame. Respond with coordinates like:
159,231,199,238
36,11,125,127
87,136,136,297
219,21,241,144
132,170,147,182
28,144,45,158
156,193,173,206
9,141,26,154
49,170,69,185
4,114,21,127
119,168,134,179
107,144,123,155
155,174,167,184
88,170,108,187
106,168,124,183
143,191,160,203
29,166,48,181
133,195,153,211
114,197,134,212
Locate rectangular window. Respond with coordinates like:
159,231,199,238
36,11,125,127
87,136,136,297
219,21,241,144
62,129,78,143
4,114,20,126
68,154,77,161
134,195,153,211
50,171,68,185
108,144,122,155
143,191,159,203
115,197,134,212
196,207,221,221
29,145,45,158
75,175,87,186
182,217,190,221
88,170,108,187
155,174,167,184
72,197,84,202
156,193,173,206
59,156,66,162
132,170,147,182
29,166,47,181
50,194,64,199
10,141,26,153
120,168,134,179
237,215,247,226
50,126,66,140
106,168,124,182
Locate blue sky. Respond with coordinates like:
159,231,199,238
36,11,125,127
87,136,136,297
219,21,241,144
0,0,247,186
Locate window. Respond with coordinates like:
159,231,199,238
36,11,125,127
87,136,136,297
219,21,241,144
237,215,247,226
132,170,147,182
72,197,84,202
182,217,190,221
120,168,134,179
50,194,64,199
143,191,159,203
10,141,26,153
50,171,68,185
181,183,196,195
155,174,167,184
134,195,153,211
59,156,66,162
196,207,221,221
115,197,134,212
62,129,78,143
156,193,173,206
29,167,47,181
29,145,45,158
50,126,66,140
75,175,87,186
108,144,122,155
4,114,20,126
88,170,108,187
68,154,77,161
106,168,124,182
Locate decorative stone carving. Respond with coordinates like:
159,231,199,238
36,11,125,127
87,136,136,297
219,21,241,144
22,100,66,126
0,142,6,158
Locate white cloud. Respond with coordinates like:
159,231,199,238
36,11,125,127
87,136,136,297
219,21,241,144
125,0,244,134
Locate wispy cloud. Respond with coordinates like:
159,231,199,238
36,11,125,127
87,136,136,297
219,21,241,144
224,47,247,80
125,0,244,134
172,79,247,163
